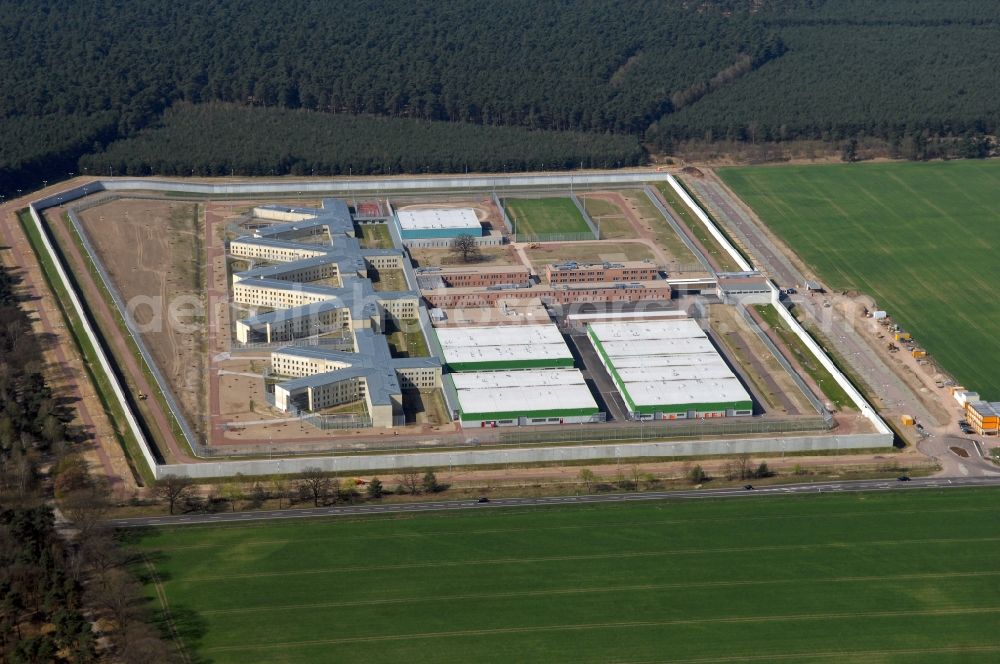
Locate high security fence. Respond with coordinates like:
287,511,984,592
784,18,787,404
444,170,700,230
25,171,893,479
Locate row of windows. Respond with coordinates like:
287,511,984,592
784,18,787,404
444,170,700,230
230,244,327,261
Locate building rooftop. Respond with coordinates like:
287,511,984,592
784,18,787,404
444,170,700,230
273,330,440,406
231,198,435,420
255,198,354,236
235,253,352,282
968,401,1000,418
587,318,751,412
548,260,655,271
434,323,573,367
415,265,531,274
449,369,598,418
396,208,482,231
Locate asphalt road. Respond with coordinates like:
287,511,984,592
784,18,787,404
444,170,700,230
570,332,629,422
108,475,1000,528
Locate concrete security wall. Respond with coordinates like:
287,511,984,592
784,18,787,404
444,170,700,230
666,175,753,272
28,171,893,481
154,432,893,479
26,203,161,474
665,176,892,437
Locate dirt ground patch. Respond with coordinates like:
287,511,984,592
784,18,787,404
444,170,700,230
403,390,450,426
618,190,706,274
709,304,815,417
77,199,207,440
949,446,970,458
409,244,521,267
525,242,656,267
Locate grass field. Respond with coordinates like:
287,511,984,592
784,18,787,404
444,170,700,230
720,161,1000,399
134,489,1000,663
355,223,393,249
504,197,591,237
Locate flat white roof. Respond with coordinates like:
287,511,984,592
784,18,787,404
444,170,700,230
451,369,586,390
397,208,482,231
588,319,707,341
622,378,750,407
435,324,572,365
588,319,751,410
617,364,735,382
599,337,716,357
452,369,598,415
610,352,721,368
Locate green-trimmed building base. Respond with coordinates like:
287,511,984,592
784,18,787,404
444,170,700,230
446,357,574,372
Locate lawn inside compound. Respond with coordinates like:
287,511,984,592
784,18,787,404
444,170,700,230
504,197,591,237
720,161,1000,399
133,489,1000,663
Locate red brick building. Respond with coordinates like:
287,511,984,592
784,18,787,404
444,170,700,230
545,261,659,284
424,281,672,308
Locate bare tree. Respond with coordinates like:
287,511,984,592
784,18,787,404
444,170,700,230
298,467,332,506
734,454,753,481
61,479,113,537
154,475,193,515
397,471,421,495
80,530,124,575
120,621,175,664
450,234,481,263
90,569,142,634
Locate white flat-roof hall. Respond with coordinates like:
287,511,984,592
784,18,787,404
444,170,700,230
587,319,753,419
396,208,482,231
447,368,600,427
433,323,573,371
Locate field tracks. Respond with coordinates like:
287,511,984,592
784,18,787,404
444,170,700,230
197,570,1000,616
202,606,1000,652
143,553,192,664
183,535,1000,581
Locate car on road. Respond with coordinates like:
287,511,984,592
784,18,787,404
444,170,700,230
743,484,754,490
477,497,490,503
897,476,911,482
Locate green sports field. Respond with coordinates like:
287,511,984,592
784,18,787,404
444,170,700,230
719,160,1000,399
504,197,592,237
134,489,1000,663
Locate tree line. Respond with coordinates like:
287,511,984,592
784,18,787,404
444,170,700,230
4,0,1000,194
79,103,646,177
0,259,174,662
0,0,770,192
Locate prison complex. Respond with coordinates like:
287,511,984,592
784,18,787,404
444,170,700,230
228,199,441,427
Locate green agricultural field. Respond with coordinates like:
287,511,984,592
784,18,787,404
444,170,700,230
720,161,1000,399
133,489,1000,663
504,197,591,238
